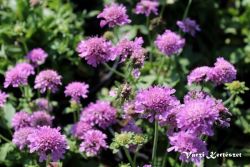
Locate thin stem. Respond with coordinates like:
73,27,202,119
223,94,235,106
45,155,50,167
152,121,159,166
159,1,167,19
103,63,126,78
0,134,11,143
133,146,141,167
156,56,166,83
162,142,169,167
182,0,193,20
124,148,134,167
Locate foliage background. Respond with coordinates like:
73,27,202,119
0,0,250,166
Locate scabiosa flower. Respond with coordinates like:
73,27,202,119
64,82,89,103
34,69,62,93
0,90,8,107
12,111,31,130
187,66,211,85
183,90,208,103
26,48,48,66
168,131,208,165
116,37,144,62
71,121,93,139
79,130,107,157
77,37,116,67
4,63,35,88
177,18,201,36
121,119,142,134
135,0,159,16
123,101,137,119
27,126,68,162
155,29,185,56
12,127,35,150
97,3,131,28
80,101,117,128
30,111,53,127
176,95,226,136
134,86,180,122
208,57,237,85
34,98,51,111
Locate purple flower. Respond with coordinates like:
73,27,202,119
0,90,8,107
77,37,116,67
123,101,137,119
143,165,152,167
155,30,185,56
135,0,159,16
12,127,35,150
177,18,201,36
187,66,211,85
4,63,35,88
168,131,208,165
30,111,53,127
12,111,31,130
80,101,117,128
34,98,51,112
27,126,68,162
34,69,62,93
208,57,237,85
121,119,142,134
26,48,48,66
132,68,141,79
183,90,208,103
116,37,144,62
79,130,107,157
97,3,131,28
65,82,89,103
134,86,180,122
71,121,93,139
176,93,229,136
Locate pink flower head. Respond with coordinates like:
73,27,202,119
64,82,89,103
0,90,8,107
26,48,48,66
97,3,131,28
12,127,35,150
4,62,35,88
135,86,180,123
12,111,31,130
79,130,107,157
168,131,208,165
27,126,68,162
155,30,185,56
77,37,117,67
208,57,237,85
30,111,53,127
135,0,159,16
177,18,201,36
71,121,93,139
187,66,211,85
80,101,117,128
34,69,62,93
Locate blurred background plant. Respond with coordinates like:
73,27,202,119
0,0,249,167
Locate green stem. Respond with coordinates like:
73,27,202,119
183,0,193,20
0,134,11,143
161,150,168,167
103,63,126,78
223,94,235,106
133,146,141,167
156,56,166,83
152,121,159,166
45,155,50,167
159,1,167,19
124,148,134,167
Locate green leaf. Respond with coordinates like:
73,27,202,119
0,143,14,163
3,103,16,128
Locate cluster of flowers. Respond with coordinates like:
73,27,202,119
76,2,200,79
187,57,237,85
0,1,236,166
